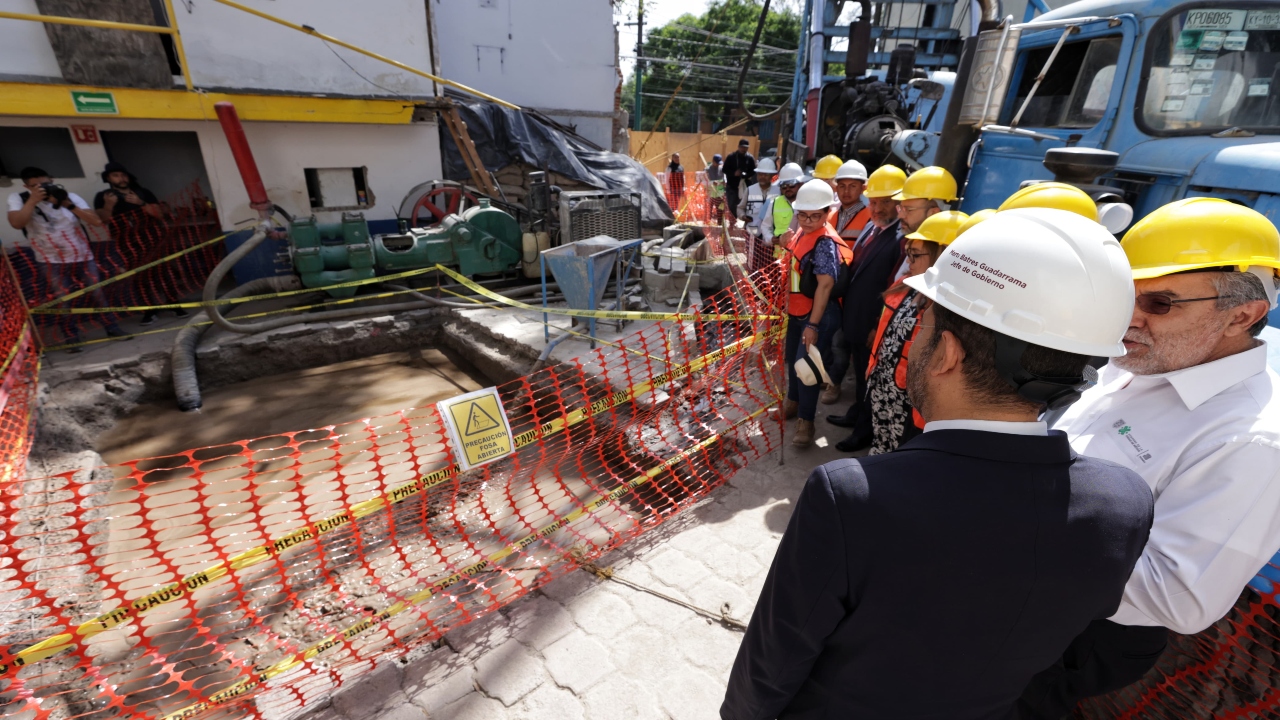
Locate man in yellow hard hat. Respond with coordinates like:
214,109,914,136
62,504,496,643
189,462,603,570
889,166,958,284
826,164,909,439
1019,198,1280,717
813,154,843,191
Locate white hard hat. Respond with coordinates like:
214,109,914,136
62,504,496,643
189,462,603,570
835,159,868,182
776,162,805,185
756,157,778,175
792,179,836,212
904,208,1134,357
794,344,832,387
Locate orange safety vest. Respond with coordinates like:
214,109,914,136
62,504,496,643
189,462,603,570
786,224,853,318
834,203,872,243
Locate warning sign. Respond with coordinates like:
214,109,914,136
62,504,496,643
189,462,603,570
438,387,515,470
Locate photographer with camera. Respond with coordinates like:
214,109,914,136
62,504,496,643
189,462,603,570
7,166,125,350
94,162,161,222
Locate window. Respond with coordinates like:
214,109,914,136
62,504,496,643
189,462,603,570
1141,6,1280,134
304,167,373,211
0,127,85,179
1008,37,1123,128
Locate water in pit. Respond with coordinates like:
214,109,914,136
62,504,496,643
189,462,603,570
96,348,488,464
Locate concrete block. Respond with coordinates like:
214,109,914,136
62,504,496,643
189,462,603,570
77,363,113,380
444,613,513,661
580,675,666,720
567,586,638,638
473,638,546,706
504,595,576,650
610,623,689,682
659,667,727,720
538,571,599,605
511,683,584,720
374,703,425,720
542,630,614,694
672,616,745,674
644,548,708,590
405,651,475,715
332,663,402,717
436,693,510,720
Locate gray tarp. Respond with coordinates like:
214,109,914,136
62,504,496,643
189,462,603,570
439,95,674,227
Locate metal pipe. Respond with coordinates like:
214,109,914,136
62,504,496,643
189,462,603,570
159,0,195,92
0,10,176,34
214,102,271,212
1010,26,1078,129
211,0,520,110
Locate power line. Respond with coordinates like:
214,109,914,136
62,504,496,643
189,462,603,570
670,22,798,53
644,33,796,55
623,55,794,78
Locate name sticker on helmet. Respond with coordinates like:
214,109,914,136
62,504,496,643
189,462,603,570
947,249,1029,291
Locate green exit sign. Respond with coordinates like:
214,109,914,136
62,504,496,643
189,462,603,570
70,90,118,115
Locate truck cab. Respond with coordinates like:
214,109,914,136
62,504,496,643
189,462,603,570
960,0,1280,231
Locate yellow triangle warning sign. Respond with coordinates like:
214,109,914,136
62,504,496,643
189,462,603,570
464,401,501,436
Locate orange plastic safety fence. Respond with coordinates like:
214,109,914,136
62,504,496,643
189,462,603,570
0,254,39,485
0,265,788,720
10,182,224,347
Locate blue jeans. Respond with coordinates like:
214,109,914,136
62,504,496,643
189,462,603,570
40,260,121,341
785,302,841,422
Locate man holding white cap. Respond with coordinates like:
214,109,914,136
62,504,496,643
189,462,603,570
1019,198,1280,717
723,209,1153,719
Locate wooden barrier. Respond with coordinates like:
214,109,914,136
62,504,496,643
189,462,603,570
631,129,759,175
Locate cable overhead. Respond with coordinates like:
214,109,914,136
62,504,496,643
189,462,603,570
736,0,790,121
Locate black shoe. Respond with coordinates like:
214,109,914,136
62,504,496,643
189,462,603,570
173,307,190,318
835,432,871,453
826,412,857,428
140,311,158,326
105,326,132,340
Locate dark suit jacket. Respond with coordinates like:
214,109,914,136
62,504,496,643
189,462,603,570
842,219,903,349
722,430,1153,720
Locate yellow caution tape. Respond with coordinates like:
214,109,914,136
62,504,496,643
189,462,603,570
1,327,782,675
0,326,33,378
32,265,444,315
436,265,780,322
31,231,234,311
156,403,771,720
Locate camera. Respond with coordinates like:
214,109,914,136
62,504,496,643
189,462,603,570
40,182,69,206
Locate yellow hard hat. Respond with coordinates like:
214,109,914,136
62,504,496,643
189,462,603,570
906,210,970,246
999,182,1098,221
864,165,907,198
814,155,843,180
1122,197,1280,280
957,208,997,236
894,166,959,202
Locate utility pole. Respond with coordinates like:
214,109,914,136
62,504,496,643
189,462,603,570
625,0,644,131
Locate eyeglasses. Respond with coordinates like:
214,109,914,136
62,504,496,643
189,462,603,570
906,251,932,262
1135,293,1220,315
796,211,828,222
899,204,931,214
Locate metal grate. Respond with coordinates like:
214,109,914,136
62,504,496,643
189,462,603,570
559,190,642,245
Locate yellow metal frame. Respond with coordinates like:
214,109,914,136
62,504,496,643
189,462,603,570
0,8,194,91
0,82,416,124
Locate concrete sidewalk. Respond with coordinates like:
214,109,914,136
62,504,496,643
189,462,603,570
295,416,852,720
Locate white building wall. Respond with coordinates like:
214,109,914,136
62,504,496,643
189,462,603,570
171,0,436,97
432,0,617,146
0,116,442,249
0,0,66,82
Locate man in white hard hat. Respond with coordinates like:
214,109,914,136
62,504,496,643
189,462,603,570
738,156,777,234
820,159,874,404
761,163,805,250
781,179,853,447
724,209,1153,719
1018,198,1280,717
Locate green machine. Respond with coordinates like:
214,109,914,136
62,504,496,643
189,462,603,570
289,199,525,297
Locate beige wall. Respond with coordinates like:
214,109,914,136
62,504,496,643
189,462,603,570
630,130,760,175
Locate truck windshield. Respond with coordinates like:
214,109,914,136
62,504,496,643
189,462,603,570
1011,37,1123,128
1142,7,1280,133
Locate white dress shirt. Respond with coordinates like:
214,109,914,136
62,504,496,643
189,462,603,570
1055,342,1280,634
923,419,1049,435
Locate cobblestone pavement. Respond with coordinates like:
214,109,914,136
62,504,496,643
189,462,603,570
295,415,852,720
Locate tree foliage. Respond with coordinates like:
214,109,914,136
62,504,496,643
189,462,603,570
621,0,801,134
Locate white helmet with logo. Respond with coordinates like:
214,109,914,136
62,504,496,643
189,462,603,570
756,157,778,175
776,162,805,187
792,179,837,212
904,208,1134,357
835,159,869,182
